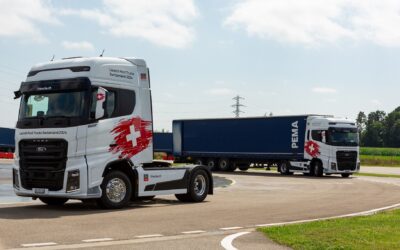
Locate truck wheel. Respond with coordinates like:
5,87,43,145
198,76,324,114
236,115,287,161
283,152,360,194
97,171,132,209
207,159,218,171
195,159,204,165
238,164,250,171
341,173,350,178
39,197,69,206
279,161,291,175
175,170,209,202
218,158,230,171
313,161,323,177
229,164,238,172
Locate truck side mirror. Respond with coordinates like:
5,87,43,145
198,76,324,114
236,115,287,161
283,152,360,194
95,87,108,120
321,131,326,143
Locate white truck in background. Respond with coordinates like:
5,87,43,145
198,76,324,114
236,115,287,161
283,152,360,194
12,57,213,209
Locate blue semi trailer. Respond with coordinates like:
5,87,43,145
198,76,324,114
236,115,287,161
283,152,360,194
153,132,173,154
173,115,360,177
0,127,15,152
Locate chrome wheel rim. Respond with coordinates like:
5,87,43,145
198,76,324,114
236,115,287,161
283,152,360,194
106,178,127,203
194,175,206,196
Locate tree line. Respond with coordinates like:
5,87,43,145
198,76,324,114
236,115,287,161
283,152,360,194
356,107,400,147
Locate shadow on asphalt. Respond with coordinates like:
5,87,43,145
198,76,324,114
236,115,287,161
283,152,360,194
216,170,355,180
0,198,210,220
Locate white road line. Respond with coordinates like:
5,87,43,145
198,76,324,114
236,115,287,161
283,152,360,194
81,238,113,243
135,234,163,238
181,230,206,234
220,226,243,231
256,202,400,227
21,242,57,247
221,231,250,250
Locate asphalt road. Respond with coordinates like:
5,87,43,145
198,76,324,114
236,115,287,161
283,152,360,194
1,167,400,249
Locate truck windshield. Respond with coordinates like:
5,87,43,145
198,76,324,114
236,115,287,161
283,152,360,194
19,91,86,119
327,128,359,147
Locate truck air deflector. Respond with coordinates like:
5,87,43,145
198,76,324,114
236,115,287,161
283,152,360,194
27,66,90,77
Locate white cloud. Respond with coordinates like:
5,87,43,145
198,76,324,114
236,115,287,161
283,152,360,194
61,41,95,51
312,87,337,93
224,0,400,47
0,0,58,43
207,88,235,96
61,0,199,49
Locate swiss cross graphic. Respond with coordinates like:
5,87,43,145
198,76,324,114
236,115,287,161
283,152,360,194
109,117,153,159
126,124,141,147
304,141,320,158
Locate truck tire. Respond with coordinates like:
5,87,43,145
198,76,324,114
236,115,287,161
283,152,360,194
97,171,132,209
279,161,291,175
313,161,323,177
207,159,218,171
175,169,210,202
341,173,350,178
229,164,238,172
39,197,69,206
218,158,230,171
195,159,204,165
238,164,250,171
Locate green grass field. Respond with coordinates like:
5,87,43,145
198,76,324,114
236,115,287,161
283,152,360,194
259,209,400,250
360,147,400,167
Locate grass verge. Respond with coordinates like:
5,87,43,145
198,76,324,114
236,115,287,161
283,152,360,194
360,155,400,167
259,209,400,250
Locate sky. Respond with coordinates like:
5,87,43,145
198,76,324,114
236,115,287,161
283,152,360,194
0,0,400,131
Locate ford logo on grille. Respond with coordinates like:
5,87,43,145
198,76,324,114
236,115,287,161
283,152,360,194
36,147,47,152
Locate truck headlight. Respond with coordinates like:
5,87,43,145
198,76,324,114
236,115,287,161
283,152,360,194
66,170,80,193
13,169,20,189
331,162,337,170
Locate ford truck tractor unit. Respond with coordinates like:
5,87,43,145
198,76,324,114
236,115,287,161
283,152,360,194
12,57,213,208
173,116,360,177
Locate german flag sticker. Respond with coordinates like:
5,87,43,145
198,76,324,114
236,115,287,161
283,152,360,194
144,174,149,182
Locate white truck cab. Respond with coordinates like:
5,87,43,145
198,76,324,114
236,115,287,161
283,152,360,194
13,57,213,208
287,116,360,177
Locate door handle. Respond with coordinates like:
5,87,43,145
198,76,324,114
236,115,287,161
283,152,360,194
109,143,117,147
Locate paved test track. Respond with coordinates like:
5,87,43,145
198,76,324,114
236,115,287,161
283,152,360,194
1,167,400,249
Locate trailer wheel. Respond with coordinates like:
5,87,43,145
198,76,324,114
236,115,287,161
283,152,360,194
39,197,69,206
279,161,291,175
207,159,218,171
313,161,323,177
229,164,238,172
218,158,230,171
238,164,250,171
97,171,132,209
341,173,350,178
195,159,204,165
175,169,209,202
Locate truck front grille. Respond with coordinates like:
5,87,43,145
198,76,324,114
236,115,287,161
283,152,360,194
19,139,67,191
336,151,357,171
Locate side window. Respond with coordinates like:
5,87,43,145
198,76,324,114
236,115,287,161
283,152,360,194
113,89,135,117
90,87,135,120
312,130,322,142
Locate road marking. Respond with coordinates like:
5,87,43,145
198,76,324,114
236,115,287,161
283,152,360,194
256,202,400,227
220,227,243,231
181,230,206,234
221,231,250,250
135,234,163,238
81,238,113,243
21,242,57,247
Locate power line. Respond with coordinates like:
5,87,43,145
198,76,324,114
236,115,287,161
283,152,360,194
232,95,245,118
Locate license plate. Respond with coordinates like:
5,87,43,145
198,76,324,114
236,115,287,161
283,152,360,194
34,188,46,194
